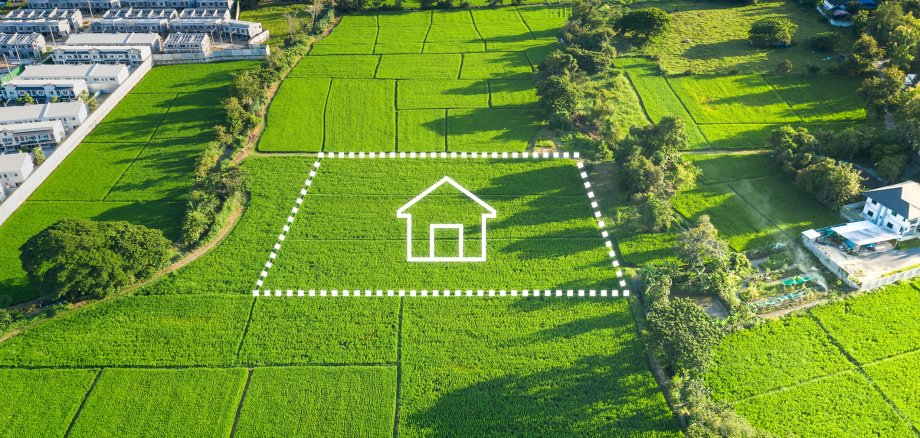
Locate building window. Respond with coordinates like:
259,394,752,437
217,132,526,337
887,222,894,229
867,210,874,217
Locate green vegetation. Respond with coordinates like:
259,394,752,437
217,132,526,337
0,369,98,437
259,7,567,152
0,61,254,305
235,367,396,437
70,368,246,437
864,352,920,426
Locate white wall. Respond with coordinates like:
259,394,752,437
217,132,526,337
0,58,152,227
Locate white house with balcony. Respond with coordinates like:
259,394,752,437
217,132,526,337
862,181,920,239
1,78,89,102
0,101,88,132
0,152,35,192
0,120,65,153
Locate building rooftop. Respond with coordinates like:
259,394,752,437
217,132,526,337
5,78,88,87
164,32,210,44
20,63,128,79
865,181,920,220
0,101,86,121
63,32,161,45
0,33,44,45
0,119,63,132
0,152,32,171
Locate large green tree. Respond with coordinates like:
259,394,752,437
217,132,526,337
795,159,864,210
646,298,723,376
748,17,797,47
617,7,670,38
20,219,174,300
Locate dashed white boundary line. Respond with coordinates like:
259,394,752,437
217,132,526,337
251,152,630,298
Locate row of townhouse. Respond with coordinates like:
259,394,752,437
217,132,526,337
88,8,261,39
51,44,152,64
0,33,46,59
0,8,83,37
1,63,128,103
29,0,232,10
0,120,65,153
0,153,34,196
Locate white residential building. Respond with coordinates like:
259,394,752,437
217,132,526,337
163,31,210,54
3,8,83,34
177,8,230,20
862,181,920,238
27,0,121,13
0,152,34,191
63,32,162,52
222,19,262,39
0,101,88,132
0,16,71,37
120,0,195,9
196,0,232,9
52,44,152,64
1,79,89,102
0,120,65,153
168,16,220,33
18,63,129,93
0,32,46,59
90,17,170,34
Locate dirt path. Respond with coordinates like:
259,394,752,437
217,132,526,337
682,149,768,155
758,297,827,319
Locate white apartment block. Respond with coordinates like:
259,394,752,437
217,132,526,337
121,0,195,9
0,101,88,132
168,16,220,33
0,152,35,191
0,120,65,153
63,32,162,52
196,0,232,9
52,44,152,64
28,0,121,13
90,17,169,34
222,19,261,39
0,16,71,37
0,33,47,59
177,8,230,20
18,63,129,93
163,31,210,54
3,9,83,33
1,79,89,102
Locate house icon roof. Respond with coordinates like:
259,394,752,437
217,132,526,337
396,176,497,218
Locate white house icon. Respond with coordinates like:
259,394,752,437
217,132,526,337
396,176,497,262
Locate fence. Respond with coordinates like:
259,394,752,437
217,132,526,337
802,235,920,290
0,58,152,227
151,46,269,65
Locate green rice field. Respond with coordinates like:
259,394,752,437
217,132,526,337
707,284,920,436
259,7,567,152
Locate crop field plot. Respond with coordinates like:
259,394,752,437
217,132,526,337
152,92,226,139
83,92,177,144
30,142,147,201
0,368,98,437
131,60,257,94
235,367,397,437
707,283,920,435
400,298,681,436
254,157,625,294
259,7,563,152
667,74,800,124
69,368,247,437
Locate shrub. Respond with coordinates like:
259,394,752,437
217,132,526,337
486,0,502,5
775,59,793,73
565,45,616,74
436,0,453,7
538,49,578,80
808,31,839,52
617,7,670,38
875,154,908,183
536,74,583,127
19,219,174,300
748,17,797,47
0,308,12,328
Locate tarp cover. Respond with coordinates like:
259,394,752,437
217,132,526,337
831,220,901,246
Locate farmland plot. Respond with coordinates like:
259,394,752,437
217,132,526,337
667,74,800,124
70,368,247,437
0,369,98,438
259,7,559,153
260,158,618,292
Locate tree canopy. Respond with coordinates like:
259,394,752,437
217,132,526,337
20,219,174,300
748,17,797,47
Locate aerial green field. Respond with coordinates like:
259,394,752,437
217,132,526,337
258,6,568,152
707,284,920,436
0,61,255,305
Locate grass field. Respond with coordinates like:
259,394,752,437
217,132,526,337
259,7,568,152
633,0,856,74
0,369,98,437
0,61,255,305
706,283,920,435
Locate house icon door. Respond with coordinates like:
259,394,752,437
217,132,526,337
396,177,497,262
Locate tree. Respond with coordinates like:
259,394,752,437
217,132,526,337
639,260,679,308
807,31,838,52
876,153,908,182
678,215,728,276
16,93,34,105
50,95,61,103
0,308,11,328
31,147,45,166
858,66,907,119
537,50,578,80
636,192,681,232
902,92,920,150
536,74,583,128
865,0,908,45
748,17,797,47
846,34,884,75
282,9,301,40
19,219,174,300
646,298,723,376
769,125,818,174
617,7,670,38
306,0,327,31
888,24,919,70
795,158,864,210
